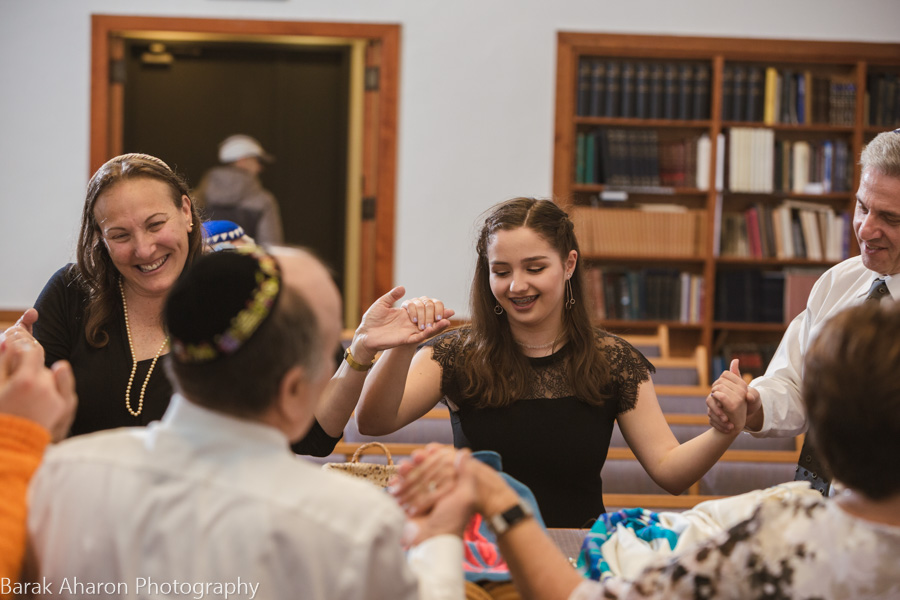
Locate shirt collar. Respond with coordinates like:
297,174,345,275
884,274,898,300
158,394,291,452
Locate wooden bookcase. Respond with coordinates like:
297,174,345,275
553,33,900,381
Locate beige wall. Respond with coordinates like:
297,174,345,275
2,0,900,314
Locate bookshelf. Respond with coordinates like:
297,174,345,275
554,33,900,379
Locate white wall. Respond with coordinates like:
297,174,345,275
2,0,900,315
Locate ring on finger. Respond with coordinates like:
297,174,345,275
427,481,437,493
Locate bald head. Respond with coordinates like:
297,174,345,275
271,247,343,376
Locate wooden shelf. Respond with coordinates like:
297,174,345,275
572,183,707,196
715,257,836,267
602,319,704,330
721,191,851,201
721,121,854,133
584,254,706,264
554,33,900,383
713,321,787,332
575,117,712,128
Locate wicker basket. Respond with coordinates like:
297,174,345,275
321,442,398,488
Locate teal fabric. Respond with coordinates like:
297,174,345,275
576,507,679,582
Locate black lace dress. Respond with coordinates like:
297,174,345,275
425,327,654,528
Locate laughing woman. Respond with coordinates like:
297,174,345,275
30,154,204,436
356,197,746,528
18,153,453,445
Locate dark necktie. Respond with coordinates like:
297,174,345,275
866,278,890,302
795,277,891,494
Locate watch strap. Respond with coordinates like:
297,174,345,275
486,499,533,536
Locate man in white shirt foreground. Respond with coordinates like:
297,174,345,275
25,246,464,599
707,129,900,493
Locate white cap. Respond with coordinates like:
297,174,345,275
218,134,274,164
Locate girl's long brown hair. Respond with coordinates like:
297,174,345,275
459,197,609,408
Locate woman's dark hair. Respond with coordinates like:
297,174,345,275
460,197,609,408
76,153,203,347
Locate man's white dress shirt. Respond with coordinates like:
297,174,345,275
749,256,897,437
27,395,463,599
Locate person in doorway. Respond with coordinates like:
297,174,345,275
194,134,285,245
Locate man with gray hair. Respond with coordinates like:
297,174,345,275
708,129,900,493
25,247,464,599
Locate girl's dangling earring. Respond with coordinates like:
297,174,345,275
565,277,575,310
494,303,504,315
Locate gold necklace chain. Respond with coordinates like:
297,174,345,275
514,331,565,350
119,280,168,417
514,340,556,349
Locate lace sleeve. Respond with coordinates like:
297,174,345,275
597,332,655,414
422,327,466,402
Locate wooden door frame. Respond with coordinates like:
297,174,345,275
90,15,399,308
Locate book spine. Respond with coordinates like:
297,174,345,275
721,66,734,121
604,61,621,118
620,62,636,119
589,59,607,117
577,57,592,116
663,63,678,120
634,62,650,119
677,64,693,120
731,65,746,123
648,63,664,119
745,66,763,122
692,64,710,120
763,67,778,124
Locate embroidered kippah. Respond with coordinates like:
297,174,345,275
165,245,281,363
202,220,247,245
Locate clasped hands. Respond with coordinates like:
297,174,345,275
388,443,519,548
347,287,454,365
706,358,760,434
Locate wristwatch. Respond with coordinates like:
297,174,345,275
486,499,534,536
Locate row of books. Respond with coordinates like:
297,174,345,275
722,65,856,126
571,205,705,257
866,72,900,127
714,267,824,325
726,128,851,194
584,266,704,323
719,200,850,262
575,128,713,189
576,59,711,121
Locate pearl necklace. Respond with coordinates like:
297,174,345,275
119,280,168,417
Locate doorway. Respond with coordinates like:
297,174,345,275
122,39,350,287
90,15,400,325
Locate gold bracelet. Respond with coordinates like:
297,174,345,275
344,347,374,372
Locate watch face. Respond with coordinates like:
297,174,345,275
502,504,527,524
490,500,533,535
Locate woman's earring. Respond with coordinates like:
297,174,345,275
565,277,575,310
494,303,504,315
